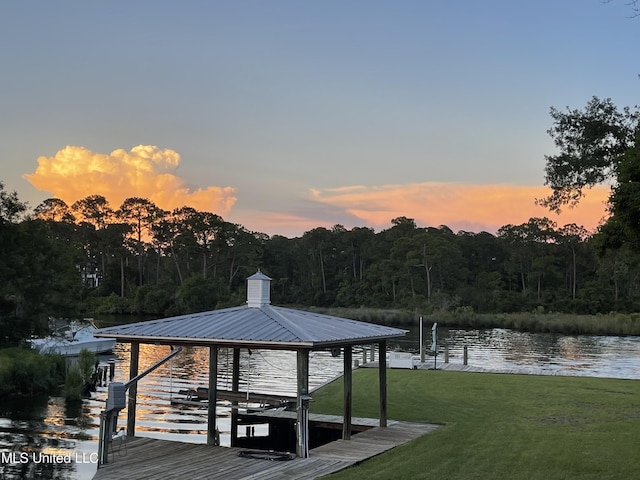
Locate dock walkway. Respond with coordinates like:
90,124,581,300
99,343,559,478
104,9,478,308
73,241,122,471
92,419,439,480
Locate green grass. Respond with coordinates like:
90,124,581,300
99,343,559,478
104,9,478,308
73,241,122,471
310,369,640,480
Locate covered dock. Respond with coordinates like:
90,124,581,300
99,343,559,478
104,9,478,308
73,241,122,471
93,271,410,468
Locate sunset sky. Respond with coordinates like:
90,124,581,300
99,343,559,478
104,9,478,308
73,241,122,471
1,1,636,237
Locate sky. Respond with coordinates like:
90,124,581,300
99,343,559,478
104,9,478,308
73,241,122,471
1,1,637,238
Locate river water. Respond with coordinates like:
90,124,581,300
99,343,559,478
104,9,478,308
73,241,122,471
2,327,640,480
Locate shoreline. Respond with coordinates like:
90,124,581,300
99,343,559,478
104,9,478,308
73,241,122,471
361,360,640,380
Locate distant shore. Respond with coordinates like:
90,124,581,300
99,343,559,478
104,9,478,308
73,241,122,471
307,307,640,336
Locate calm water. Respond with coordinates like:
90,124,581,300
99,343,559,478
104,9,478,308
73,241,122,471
2,327,640,480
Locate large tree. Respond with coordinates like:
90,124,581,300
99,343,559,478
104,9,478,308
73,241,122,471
71,195,116,286
33,198,75,223
0,186,81,342
539,96,639,213
609,141,640,245
117,197,164,285
0,182,27,223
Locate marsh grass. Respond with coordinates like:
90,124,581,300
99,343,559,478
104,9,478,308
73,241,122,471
311,369,640,480
309,307,640,336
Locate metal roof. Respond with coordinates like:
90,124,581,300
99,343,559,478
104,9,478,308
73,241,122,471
94,304,407,350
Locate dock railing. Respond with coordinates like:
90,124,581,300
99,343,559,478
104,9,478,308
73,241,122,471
97,346,182,466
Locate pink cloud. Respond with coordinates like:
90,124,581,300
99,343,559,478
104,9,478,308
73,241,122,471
309,183,610,233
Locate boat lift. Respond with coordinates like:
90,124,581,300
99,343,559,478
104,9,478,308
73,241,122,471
97,346,183,466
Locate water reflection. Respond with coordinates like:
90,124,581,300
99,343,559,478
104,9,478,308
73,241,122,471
2,328,640,480
0,396,99,480
438,329,640,378
110,344,350,443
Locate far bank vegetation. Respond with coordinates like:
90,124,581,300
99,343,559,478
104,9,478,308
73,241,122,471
2,184,640,346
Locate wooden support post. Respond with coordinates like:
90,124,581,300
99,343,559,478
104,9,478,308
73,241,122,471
231,348,240,447
207,346,218,446
343,345,352,440
230,348,240,446
296,349,310,458
420,316,425,363
378,340,387,428
126,342,139,437
464,346,468,365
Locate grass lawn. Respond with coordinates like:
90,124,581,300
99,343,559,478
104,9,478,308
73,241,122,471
310,369,640,480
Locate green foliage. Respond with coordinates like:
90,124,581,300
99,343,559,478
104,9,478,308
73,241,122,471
6,185,640,335
89,292,133,314
0,194,84,345
0,347,65,398
133,283,175,315
173,275,218,314
63,348,96,401
539,96,639,212
77,348,96,381
610,140,640,247
63,366,84,401
0,181,28,223
312,369,640,480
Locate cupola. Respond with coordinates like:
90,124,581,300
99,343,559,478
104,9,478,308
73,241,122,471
246,271,271,308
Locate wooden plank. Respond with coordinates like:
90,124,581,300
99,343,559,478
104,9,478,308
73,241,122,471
238,409,395,427
93,419,440,480
175,388,296,404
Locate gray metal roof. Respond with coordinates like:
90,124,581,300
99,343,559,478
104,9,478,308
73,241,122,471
94,304,407,350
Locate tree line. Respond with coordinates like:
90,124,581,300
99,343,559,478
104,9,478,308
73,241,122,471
1,182,639,346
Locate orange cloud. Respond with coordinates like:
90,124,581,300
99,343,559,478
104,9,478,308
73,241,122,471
309,183,610,234
24,145,237,214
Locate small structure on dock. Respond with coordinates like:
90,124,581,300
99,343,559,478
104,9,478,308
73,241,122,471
94,271,406,460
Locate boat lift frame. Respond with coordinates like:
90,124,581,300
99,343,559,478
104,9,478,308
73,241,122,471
97,346,183,466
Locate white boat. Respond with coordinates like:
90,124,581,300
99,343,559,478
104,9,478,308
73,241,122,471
30,320,116,356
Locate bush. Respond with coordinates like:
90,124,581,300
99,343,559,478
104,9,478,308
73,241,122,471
63,367,85,401
0,347,65,398
63,349,96,401
90,293,132,314
133,283,175,315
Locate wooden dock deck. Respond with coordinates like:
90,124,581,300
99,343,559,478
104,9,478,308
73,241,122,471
92,419,439,480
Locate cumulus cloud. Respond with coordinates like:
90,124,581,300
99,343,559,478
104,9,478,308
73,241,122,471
309,182,610,233
24,145,237,214
23,146,610,237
